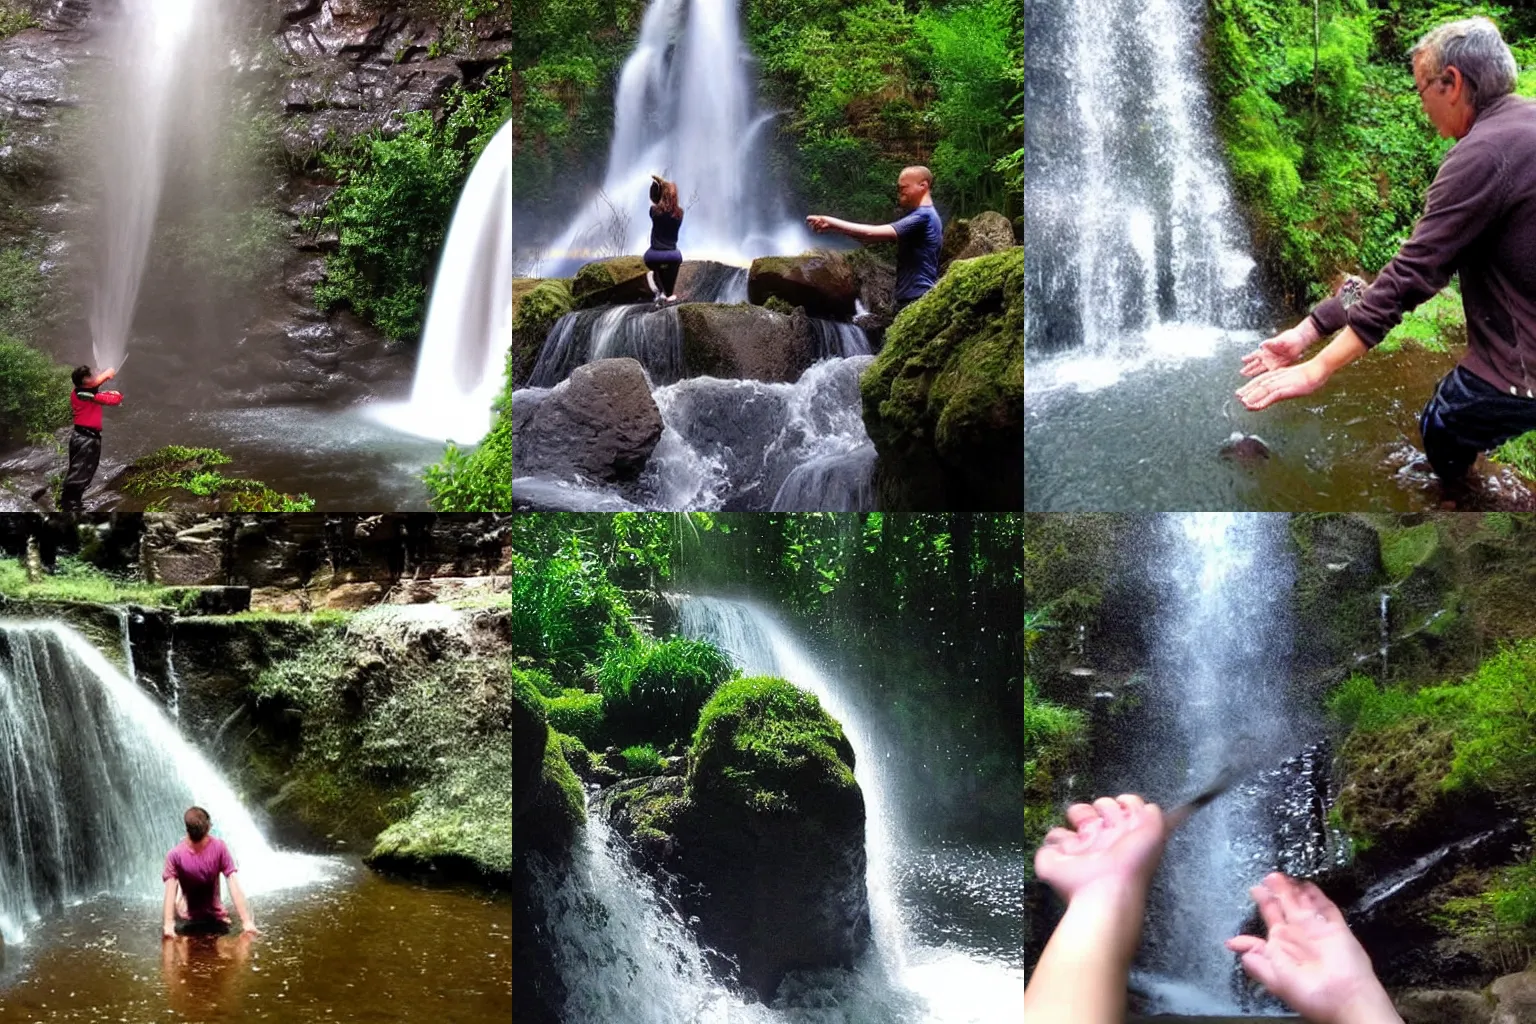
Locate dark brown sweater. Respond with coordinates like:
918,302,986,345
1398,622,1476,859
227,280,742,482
1309,93,1536,398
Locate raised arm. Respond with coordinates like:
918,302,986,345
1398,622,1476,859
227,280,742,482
805,215,898,243
162,877,179,940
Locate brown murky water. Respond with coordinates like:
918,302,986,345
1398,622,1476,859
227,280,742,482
0,860,510,1023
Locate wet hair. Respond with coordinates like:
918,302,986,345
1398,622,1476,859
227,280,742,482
1411,17,1518,111
71,365,92,389
650,176,683,218
184,806,211,842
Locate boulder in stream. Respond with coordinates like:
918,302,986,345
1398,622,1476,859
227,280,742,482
861,246,1022,510
513,357,665,483
748,251,858,319
571,255,654,309
939,210,1016,271
677,302,813,383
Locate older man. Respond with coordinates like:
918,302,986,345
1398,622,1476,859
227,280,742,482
807,166,944,315
1236,17,1536,493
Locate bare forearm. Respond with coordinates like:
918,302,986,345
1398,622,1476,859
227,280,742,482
230,881,254,928
162,883,177,930
1024,882,1147,1024
825,218,897,243
1310,326,1369,380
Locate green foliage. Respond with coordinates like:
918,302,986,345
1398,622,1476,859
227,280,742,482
689,675,857,813
510,534,635,680
1491,430,1536,480
1325,672,1415,731
1375,286,1463,354
0,335,70,446
0,1,35,38
620,743,665,777
1379,521,1440,579
598,636,736,747
544,687,606,748
1024,676,1086,837
0,247,47,340
424,352,511,509
0,555,182,606
119,446,316,512
316,60,511,342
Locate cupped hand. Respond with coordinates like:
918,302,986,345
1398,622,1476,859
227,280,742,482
1034,794,1168,905
805,215,830,233
1236,359,1329,411
1227,873,1398,1024
1241,327,1313,377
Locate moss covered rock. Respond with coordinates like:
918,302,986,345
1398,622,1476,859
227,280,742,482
676,302,814,383
513,673,584,863
571,255,652,309
669,676,869,999
512,277,572,387
747,251,858,319
860,246,1022,510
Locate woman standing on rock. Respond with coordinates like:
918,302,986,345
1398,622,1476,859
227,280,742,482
645,175,684,305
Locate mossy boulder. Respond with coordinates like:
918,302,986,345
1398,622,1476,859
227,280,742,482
860,246,1022,510
571,255,653,309
747,251,858,319
513,673,584,863
366,742,514,885
512,357,664,484
938,210,1015,271
655,676,870,999
676,303,814,383
512,277,572,387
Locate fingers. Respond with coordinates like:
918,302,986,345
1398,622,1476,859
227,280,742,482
1250,882,1286,930
1225,935,1264,954
1116,793,1146,816
1298,880,1346,926
1267,872,1309,924
1237,948,1281,992
1065,803,1099,830
1042,827,1076,847
1093,796,1126,827
1236,374,1284,411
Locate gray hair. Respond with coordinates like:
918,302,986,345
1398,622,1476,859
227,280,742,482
1411,17,1519,111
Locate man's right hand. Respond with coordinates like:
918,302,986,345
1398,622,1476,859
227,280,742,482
805,214,831,234
1227,873,1403,1024
1241,322,1319,378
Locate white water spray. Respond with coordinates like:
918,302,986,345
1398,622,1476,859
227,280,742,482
537,0,810,270
0,622,330,946
90,0,225,371
371,121,513,444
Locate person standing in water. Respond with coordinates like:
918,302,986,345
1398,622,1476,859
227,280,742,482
161,806,260,939
645,175,684,305
61,365,121,514
806,165,944,315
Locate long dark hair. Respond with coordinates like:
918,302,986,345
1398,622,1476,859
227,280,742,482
650,176,683,218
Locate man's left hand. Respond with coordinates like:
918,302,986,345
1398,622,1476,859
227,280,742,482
806,215,831,233
1237,359,1330,411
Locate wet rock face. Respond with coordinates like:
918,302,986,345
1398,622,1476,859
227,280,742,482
748,252,859,320
677,302,813,384
513,358,664,484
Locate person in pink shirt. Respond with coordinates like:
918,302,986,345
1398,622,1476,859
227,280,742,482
161,806,261,940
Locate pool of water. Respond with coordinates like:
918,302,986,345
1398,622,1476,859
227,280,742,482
0,859,510,1023
1026,326,1462,510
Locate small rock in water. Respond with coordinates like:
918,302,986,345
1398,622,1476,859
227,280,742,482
1219,431,1271,464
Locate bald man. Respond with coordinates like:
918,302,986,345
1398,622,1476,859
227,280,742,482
807,165,944,315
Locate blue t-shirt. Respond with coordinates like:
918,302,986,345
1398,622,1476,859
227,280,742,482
891,204,943,303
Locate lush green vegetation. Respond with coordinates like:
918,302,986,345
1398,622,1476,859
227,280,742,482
118,446,316,512
513,0,1022,237
0,1,35,38
1207,1,1536,306
315,61,511,343
1490,429,1536,479
0,246,70,447
1024,677,1086,842
599,635,736,748
0,555,189,607
423,353,511,511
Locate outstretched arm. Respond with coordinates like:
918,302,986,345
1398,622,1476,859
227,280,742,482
1236,326,1369,411
162,877,179,940
227,873,260,934
1024,795,1169,1024
805,215,898,243
1228,873,1402,1024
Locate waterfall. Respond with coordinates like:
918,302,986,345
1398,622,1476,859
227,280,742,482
115,606,136,687
528,306,687,388
535,0,809,271
1023,0,1256,365
1134,514,1295,1013
370,120,513,444
0,622,328,946
90,0,225,370
1379,590,1390,677
672,597,906,966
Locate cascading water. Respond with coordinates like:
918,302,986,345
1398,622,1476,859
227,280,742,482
528,596,1021,1021
1132,514,1296,1013
534,0,808,271
1024,0,1256,370
0,621,328,947
90,0,225,370
370,120,513,444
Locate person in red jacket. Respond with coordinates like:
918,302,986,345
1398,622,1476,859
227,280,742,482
63,364,121,513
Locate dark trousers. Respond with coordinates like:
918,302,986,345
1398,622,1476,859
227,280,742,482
61,426,101,512
644,249,681,297
1419,365,1536,484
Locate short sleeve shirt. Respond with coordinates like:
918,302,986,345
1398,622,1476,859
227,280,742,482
891,204,944,302
163,837,237,922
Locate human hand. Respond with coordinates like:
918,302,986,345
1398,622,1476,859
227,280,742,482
1226,873,1401,1024
163,925,177,941
1241,321,1318,377
1236,358,1330,411
241,921,262,937
1034,795,1168,907
806,215,830,233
